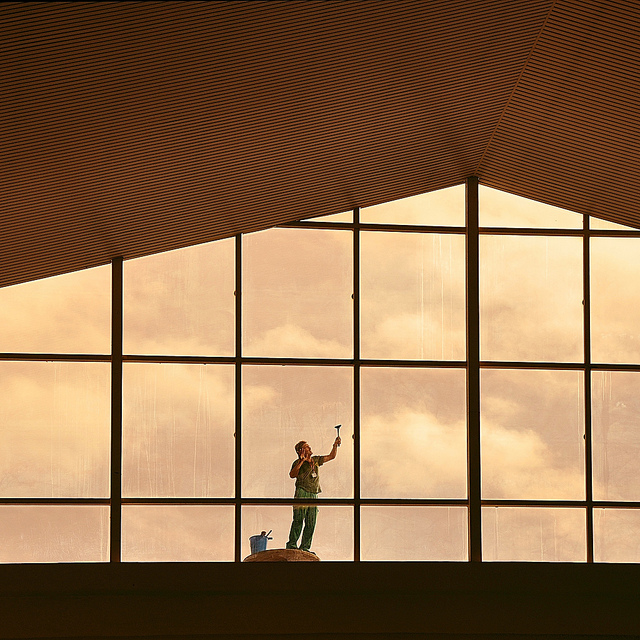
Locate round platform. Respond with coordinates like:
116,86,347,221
243,548,320,562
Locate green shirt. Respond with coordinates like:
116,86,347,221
291,455,324,494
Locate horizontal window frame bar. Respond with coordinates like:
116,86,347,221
480,361,640,372
5,355,640,372
357,224,466,234
3,498,640,509
122,355,236,364
118,497,470,506
482,500,640,508
0,498,110,505
282,221,640,237
0,353,111,362
479,360,586,370
122,357,469,367
279,221,356,231
479,227,584,236
588,229,640,237
282,221,466,234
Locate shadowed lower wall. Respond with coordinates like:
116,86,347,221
0,562,638,639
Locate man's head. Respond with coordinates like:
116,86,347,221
295,441,312,457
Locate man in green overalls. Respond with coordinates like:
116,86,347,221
286,436,341,553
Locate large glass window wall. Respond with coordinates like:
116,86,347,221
2,179,640,563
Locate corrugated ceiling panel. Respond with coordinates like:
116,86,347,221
1,0,561,286
479,0,640,226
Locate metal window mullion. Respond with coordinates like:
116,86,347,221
481,499,593,507
0,353,111,362
466,177,481,562
118,497,472,506
1,498,111,505
584,216,594,562
281,221,466,235
478,227,583,237
110,257,123,563
353,207,361,562
235,234,243,562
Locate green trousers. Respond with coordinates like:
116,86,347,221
286,488,318,552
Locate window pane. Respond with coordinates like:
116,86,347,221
0,506,109,563
480,235,583,362
361,232,465,360
122,505,234,562
242,505,353,561
360,184,464,226
123,239,235,357
242,365,352,498
594,508,640,563
243,228,352,358
479,186,582,228
303,211,352,223
590,217,638,230
592,371,640,501
481,369,585,500
591,238,640,364
482,507,586,562
361,368,466,499
0,362,110,498
123,363,234,498
361,506,467,561
0,266,110,354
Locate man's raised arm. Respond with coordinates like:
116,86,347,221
322,436,341,463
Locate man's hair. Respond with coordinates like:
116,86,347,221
294,441,307,454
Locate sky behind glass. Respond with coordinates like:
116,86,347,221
1,185,640,562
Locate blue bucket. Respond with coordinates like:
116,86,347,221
249,530,272,555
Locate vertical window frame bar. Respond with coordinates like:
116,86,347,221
466,177,482,562
110,257,124,563
353,207,361,561
583,215,594,562
235,234,243,562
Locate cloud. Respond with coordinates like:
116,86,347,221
360,232,466,360
480,369,585,500
245,323,350,358
480,235,583,362
361,409,467,499
0,362,110,498
591,238,640,363
0,266,111,354
362,311,466,360
123,239,235,357
121,505,235,562
122,363,235,498
481,419,584,500
482,506,586,561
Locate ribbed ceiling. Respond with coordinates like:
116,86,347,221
2,0,638,288
480,0,640,221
